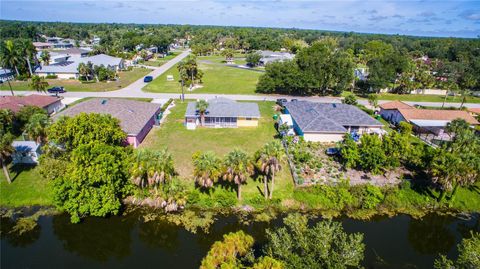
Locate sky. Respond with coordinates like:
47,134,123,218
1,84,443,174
1,0,479,38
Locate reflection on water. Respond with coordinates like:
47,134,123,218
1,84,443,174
1,211,479,269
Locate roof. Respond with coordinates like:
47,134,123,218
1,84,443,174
468,108,480,115
410,120,452,127
13,141,40,152
398,108,479,125
33,42,52,47
185,98,260,118
284,101,383,133
379,101,413,110
36,54,123,74
54,98,161,135
57,48,91,55
0,95,62,113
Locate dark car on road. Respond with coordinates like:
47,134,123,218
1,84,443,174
276,98,288,106
144,76,153,82
47,86,66,94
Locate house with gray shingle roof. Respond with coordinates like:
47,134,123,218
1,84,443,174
284,101,384,142
185,97,260,129
54,98,161,148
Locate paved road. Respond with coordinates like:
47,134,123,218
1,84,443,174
2,49,480,108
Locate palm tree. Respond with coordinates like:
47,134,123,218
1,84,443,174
196,100,209,126
430,149,460,201
192,151,221,188
0,132,14,184
255,141,284,199
40,51,50,65
21,39,36,76
24,113,50,144
29,75,49,93
0,40,22,76
223,149,253,200
77,62,92,81
131,148,175,190
0,109,15,133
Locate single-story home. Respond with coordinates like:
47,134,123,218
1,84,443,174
12,141,42,164
54,98,161,148
468,108,480,117
0,68,14,82
57,47,91,58
185,97,260,129
258,50,294,66
380,100,479,139
53,42,74,49
284,101,384,142
35,53,124,79
33,42,53,50
0,94,64,114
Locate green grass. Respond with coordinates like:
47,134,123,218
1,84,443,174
143,55,262,95
0,67,152,92
375,93,480,103
0,165,53,207
143,52,180,67
141,100,294,205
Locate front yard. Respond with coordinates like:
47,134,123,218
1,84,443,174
143,52,180,67
142,55,262,95
0,67,152,92
140,100,294,204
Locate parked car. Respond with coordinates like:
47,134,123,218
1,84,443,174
325,147,340,155
276,98,288,106
291,98,298,102
47,86,66,94
144,76,153,82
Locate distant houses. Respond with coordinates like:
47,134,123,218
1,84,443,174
284,101,384,142
185,98,260,129
54,98,161,148
0,94,64,114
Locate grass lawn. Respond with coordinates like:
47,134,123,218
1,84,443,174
375,93,480,104
0,67,152,92
143,55,262,95
143,52,180,67
141,100,294,204
0,165,53,207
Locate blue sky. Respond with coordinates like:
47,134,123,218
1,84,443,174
1,0,479,38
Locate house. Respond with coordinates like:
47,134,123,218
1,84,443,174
33,42,53,50
0,94,64,114
53,42,74,49
12,141,42,164
380,100,479,140
57,48,91,58
184,98,260,129
354,68,368,81
54,98,161,148
468,108,480,117
0,68,14,82
45,37,63,44
35,54,124,79
258,50,294,66
284,101,384,142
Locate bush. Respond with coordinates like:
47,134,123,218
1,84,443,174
45,74,58,79
351,184,384,209
342,93,358,105
293,184,354,210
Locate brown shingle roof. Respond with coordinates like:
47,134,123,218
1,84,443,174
379,101,413,110
0,95,62,113
54,98,161,135
468,108,480,115
398,108,479,125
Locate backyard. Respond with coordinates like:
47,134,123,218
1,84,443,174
0,165,53,207
142,55,262,95
140,100,294,203
0,67,152,92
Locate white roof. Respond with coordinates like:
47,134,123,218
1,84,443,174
280,114,294,126
12,141,40,152
36,54,123,74
410,119,451,127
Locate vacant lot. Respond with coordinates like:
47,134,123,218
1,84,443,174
143,55,262,95
141,100,294,202
0,67,152,92
143,52,180,67
0,165,53,207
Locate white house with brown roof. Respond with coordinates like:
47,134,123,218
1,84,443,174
0,94,64,114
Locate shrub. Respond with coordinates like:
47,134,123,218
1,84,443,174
351,184,384,209
45,74,58,79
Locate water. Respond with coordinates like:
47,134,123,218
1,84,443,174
1,211,479,269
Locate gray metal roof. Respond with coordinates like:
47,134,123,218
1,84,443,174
36,54,123,74
54,98,160,135
185,98,260,118
285,101,383,133
13,141,40,152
